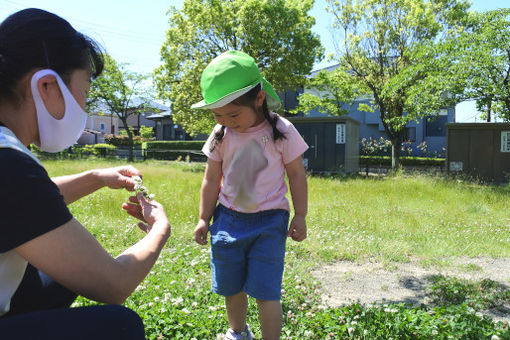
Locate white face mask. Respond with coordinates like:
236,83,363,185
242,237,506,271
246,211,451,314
31,69,87,153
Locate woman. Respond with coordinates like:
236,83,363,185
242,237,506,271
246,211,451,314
0,8,171,339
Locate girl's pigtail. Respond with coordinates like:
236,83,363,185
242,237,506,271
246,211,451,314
262,99,286,141
209,125,226,152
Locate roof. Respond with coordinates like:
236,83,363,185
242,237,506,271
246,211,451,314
146,110,172,120
88,97,169,115
309,63,340,78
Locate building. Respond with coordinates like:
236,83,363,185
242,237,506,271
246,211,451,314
282,64,455,158
447,123,510,182
79,98,169,144
146,110,193,141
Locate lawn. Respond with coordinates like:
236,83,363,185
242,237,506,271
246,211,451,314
44,159,510,339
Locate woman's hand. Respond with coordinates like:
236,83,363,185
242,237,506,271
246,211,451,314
193,219,209,245
94,165,142,191
122,193,169,234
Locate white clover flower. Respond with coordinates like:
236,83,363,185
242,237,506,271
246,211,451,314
172,297,184,306
132,175,155,200
304,330,314,338
182,307,191,315
492,335,500,340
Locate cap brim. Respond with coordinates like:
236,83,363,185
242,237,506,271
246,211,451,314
191,77,282,110
262,78,281,111
191,82,259,110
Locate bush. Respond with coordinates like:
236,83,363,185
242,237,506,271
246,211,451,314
142,141,206,161
360,156,445,167
142,141,205,151
73,144,117,157
139,125,155,139
104,134,144,146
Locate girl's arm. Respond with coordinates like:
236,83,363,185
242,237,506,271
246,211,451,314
194,158,222,245
52,165,141,204
285,156,308,242
15,193,170,304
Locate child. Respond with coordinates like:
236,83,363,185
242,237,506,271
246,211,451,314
192,51,308,340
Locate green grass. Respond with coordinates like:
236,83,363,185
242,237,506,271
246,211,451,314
43,159,510,339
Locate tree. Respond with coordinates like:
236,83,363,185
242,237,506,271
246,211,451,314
88,55,153,161
300,0,470,169
453,9,510,122
153,0,323,135
292,66,370,116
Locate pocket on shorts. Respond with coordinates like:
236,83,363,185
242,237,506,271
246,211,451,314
210,210,235,247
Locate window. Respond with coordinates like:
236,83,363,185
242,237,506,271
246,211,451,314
100,123,105,131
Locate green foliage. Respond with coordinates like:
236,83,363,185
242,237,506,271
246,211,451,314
447,9,510,121
44,160,509,339
79,144,117,157
139,125,155,139
316,0,471,168
88,54,154,161
153,0,324,135
427,276,510,311
361,156,445,166
292,67,367,116
142,141,206,161
104,134,144,146
142,141,205,151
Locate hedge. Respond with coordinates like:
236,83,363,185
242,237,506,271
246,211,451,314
360,156,445,167
142,141,205,151
104,134,146,146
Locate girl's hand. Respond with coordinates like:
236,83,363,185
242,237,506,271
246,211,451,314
288,214,307,242
95,165,142,191
194,219,209,245
122,193,170,233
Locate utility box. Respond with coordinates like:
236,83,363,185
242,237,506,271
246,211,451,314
289,116,360,173
446,123,510,182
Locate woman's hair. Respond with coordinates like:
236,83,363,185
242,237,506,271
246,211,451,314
0,8,104,103
209,83,285,152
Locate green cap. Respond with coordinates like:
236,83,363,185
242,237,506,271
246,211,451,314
191,51,281,110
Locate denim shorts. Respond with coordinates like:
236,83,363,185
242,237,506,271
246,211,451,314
209,204,289,301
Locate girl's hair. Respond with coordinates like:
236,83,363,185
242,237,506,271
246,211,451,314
209,83,285,152
0,8,104,104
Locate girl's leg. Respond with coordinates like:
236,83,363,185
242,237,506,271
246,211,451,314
225,291,248,332
256,299,282,340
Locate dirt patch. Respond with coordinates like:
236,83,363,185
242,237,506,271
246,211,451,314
311,257,510,322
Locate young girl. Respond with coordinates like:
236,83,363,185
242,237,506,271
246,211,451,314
192,51,308,340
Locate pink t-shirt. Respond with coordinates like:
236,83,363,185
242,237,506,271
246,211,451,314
202,115,308,213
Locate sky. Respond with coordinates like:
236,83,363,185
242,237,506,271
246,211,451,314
0,0,507,121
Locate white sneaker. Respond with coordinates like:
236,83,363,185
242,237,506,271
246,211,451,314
224,324,254,340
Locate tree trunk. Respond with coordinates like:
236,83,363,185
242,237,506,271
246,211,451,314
487,100,492,122
127,129,134,162
120,117,134,162
391,138,402,170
